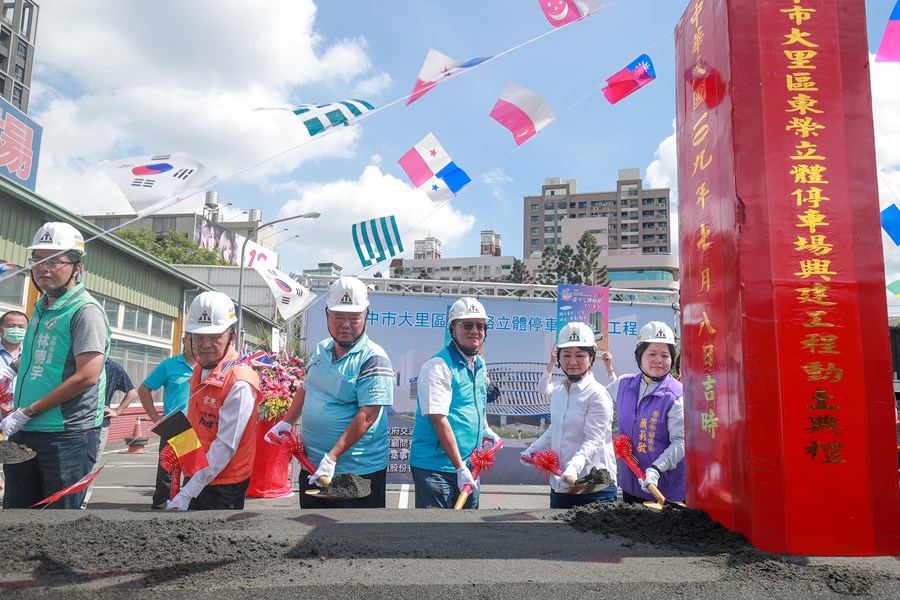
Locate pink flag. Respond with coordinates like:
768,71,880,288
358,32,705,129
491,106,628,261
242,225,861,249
31,466,104,507
538,0,604,27
408,49,490,105
876,1,900,62
489,83,555,146
601,54,656,105
398,133,471,204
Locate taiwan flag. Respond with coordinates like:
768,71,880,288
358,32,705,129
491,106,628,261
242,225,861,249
601,54,656,105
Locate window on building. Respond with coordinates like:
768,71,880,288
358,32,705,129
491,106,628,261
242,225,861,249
531,215,539,223
20,2,34,39
151,216,177,232
2,2,13,24
0,75,6,95
101,298,121,328
590,201,600,208
108,339,170,391
544,238,555,245
531,203,539,211
11,83,21,108
530,239,539,246
0,30,8,48
15,40,26,60
557,201,566,209
531,227,539,235
13,64,23,82
0,269,25,306
578,213,586,218
578,202,586,209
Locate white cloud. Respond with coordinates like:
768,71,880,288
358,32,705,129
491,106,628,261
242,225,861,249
480,167,513,199
645,120,677,196
275,165,476,273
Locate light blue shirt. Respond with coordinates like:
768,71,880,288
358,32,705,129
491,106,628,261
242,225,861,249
142,353,194,415
301,334,394,475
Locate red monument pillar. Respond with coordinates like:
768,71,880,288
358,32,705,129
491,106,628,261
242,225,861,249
676,0,900,555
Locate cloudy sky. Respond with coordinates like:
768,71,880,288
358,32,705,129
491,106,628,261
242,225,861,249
26,1,900,311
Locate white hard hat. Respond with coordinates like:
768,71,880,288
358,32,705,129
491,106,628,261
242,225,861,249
186,291,237,334
326,276,370,312
636,321,676,346
448,297,488,323
28,222,86,256
557,322,595,348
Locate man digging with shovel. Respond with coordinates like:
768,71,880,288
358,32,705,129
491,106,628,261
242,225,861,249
267,277,394,508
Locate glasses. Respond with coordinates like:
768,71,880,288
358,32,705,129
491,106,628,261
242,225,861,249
28,258,76,271
458,322,486,332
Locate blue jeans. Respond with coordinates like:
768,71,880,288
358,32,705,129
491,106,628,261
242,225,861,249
412,466,479,509
3,428,101,509
550,485,618,509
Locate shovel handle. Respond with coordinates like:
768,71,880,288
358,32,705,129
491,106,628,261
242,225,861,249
646,482,666,505
454,484,473,510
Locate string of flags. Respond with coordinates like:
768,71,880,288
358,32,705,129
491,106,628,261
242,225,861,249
291,100,375,137
353,215,404,268
408,49,491,106
489,82,555,146
876,0,900,62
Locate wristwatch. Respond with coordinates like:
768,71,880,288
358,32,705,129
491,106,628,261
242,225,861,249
22,405,40,418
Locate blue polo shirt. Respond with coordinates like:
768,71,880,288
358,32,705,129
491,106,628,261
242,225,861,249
142,353,193,415
301,334,394,475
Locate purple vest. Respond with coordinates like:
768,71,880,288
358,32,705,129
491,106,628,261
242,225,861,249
616,373,685,502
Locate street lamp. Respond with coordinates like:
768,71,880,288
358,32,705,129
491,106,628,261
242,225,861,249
236,211,321,349
274,234,300,250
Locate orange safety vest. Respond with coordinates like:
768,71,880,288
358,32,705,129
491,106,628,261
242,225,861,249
187,349,262,485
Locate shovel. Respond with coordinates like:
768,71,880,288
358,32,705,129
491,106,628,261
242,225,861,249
612,433,669,507
454,439,504,509
279,430,375,501
522,449,612,494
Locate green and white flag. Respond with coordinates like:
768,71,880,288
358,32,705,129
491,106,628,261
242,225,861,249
353,215,404,268
292,100,374,136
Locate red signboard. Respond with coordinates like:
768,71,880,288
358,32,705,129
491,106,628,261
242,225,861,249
677,0,900,555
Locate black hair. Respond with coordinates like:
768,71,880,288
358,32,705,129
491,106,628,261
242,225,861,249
0,310,27,327
635,341,677,382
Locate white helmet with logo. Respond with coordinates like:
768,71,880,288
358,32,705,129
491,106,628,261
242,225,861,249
186,291,237,334
448,297,488,323
326,276,370,313
557,322,595,348
28,222,86,256
636,321,676,346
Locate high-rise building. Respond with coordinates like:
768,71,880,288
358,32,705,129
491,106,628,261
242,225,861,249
0,1,38,113
522,168,671,257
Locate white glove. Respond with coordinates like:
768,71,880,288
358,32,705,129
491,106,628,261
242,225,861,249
264,420,294,445
308,454,336,487
1,408,31,438
166,490,192,511
561,464,578,486
519,450,534,466
640,465,661,492
456,465,478,492
483,426,501,446
550,474,569,491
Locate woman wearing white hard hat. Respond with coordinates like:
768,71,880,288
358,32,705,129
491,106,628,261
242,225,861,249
607,320,685,504
410,297,502,509
166,291,263,511
266,276,395,509
1,222,110,509
520,321,618,508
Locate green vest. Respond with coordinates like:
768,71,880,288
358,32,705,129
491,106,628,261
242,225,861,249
15,283,109,432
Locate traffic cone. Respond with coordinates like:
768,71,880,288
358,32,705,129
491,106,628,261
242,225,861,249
125,417,148,454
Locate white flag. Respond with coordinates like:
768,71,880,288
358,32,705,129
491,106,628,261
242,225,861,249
252,265,316,321
101,152,217,215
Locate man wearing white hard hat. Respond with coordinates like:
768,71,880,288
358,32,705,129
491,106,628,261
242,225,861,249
1,222,110,509
266,276,394,508
409,297,501,509
166,291,263,510
606,321,685,504
521,321,618,508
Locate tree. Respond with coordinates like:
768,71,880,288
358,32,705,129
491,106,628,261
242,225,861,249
506,259,532,284
393,265,408,278
535,245,559,285
114,228,227,265
573,230,606,286
417,268,429,279
373,271,383,278
556,244,577,283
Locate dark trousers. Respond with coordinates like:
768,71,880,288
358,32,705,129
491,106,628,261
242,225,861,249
298,468,386,509
3,428,101,509
550,485,618,509
187,478,251,510
151,438,173,510
411,467,478,509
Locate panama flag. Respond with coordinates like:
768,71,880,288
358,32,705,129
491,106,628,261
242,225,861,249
538,0,604,27
168,429,209,477
489,82,555,146
252,264,316,321
601,54,657,105
398,133,471,205
408,49,491,105
101,152,217,216
876,1,900,62
353,215,404,268
881,203,900,249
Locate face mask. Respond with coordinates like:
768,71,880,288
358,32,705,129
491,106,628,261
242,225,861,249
2,327,26,344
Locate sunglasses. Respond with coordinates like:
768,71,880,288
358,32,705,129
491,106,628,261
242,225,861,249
458,322,486,332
